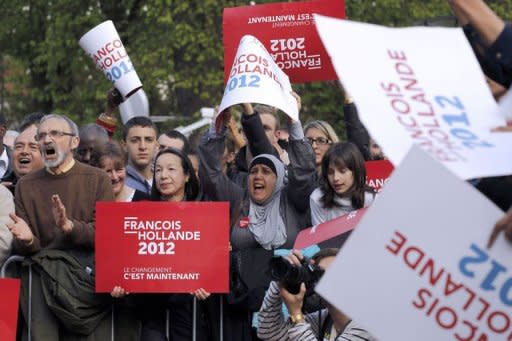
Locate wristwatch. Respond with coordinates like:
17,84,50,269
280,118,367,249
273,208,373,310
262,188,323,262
290,313,305,324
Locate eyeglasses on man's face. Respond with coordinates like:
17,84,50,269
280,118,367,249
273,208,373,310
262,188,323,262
306,137,331,146
35,130,75,141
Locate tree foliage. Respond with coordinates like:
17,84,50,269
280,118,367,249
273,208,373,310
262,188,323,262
1,0,511,138
0,0,235,127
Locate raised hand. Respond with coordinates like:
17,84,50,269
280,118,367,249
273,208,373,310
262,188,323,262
51,194,73,233
488,208,512,248
7,213,35,245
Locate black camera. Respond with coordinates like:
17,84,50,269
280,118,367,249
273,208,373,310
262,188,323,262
269,256,325,295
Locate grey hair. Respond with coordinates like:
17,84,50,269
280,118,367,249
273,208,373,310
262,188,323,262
79,123,108,140
39,114,79,137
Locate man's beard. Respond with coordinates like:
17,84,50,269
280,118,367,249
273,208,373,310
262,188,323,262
44,149,69,168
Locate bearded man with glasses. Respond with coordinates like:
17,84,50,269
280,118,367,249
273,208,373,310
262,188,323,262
6,114,115,340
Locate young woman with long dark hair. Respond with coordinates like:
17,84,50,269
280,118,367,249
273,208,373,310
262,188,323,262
310,142,376,226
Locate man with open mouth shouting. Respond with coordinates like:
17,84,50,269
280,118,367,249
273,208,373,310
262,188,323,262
6,114,114,340
13,125,44,178
1,122,44,194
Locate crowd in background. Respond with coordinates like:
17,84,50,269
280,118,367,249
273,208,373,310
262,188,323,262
1,0,512,340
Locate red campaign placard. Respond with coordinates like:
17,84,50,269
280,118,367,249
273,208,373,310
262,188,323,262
223,0,345,84
294,207,367,249
95,202,229,293
365,159,394,192
0,278,20,341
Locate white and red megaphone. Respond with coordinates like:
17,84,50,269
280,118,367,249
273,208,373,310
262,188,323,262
79,20,142,99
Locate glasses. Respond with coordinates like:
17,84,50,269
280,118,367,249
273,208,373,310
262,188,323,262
35,130,75,141
306,137,331,146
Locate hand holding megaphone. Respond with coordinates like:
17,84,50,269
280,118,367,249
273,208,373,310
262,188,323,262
106,88,123,116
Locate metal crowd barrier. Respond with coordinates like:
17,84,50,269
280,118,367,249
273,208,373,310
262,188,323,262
2,255,225,341
0,255,115,341
166,295,224,341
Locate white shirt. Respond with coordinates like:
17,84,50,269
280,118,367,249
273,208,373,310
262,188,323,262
309,187,375,226
0,147,9,179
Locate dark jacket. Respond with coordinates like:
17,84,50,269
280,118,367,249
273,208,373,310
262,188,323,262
19,249,140,340
464,22,512,88
26,249,110,335
343,103,371,161
199,128,315,247
476,176,512,211
198,123,316,341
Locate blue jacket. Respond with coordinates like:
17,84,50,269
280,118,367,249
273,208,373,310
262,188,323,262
125,164,151,195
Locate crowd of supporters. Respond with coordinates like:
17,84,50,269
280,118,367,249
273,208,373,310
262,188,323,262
1,0,512,340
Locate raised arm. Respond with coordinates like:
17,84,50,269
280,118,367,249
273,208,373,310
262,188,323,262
343,102,371,161
449,0,505,47
286,94,317,212
338,82,371,160
198,120,244,206
241,106,278,158
226,114,246,150
258,251,327,341
257,281,290,340
450,0,512,88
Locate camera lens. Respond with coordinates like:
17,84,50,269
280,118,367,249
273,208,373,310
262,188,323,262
270,257,291,281
269,256,308,295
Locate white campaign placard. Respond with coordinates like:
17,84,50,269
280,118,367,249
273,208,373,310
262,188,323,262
314,16,512,179
493,87,512,124
79,20,142,98
316,145,511,341
219,35,298,121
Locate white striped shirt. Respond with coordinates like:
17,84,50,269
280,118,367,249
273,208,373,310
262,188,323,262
257,281,377,341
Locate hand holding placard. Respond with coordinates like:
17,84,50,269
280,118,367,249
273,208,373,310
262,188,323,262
289,91,301,123
191,288,211,301
218,35,298,127
96,202,229,293
315,146,511,341
488,207,512,248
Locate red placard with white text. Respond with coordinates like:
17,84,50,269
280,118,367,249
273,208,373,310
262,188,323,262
95,202,229,293
294,207,367,249
365,160,394,192
223,0,345,84
0,278,20,341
